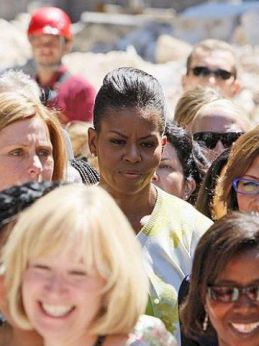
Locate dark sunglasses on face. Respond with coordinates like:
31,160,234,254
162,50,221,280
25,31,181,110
193,131,243,150
190,66,235,80
207,284,259,303
232,177,259,195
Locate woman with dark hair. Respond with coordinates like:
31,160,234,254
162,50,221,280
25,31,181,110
178,150,230,345
196,148,230,220
154,121,209,205
218,125,259,213
88,67,212,340
180,212,259,346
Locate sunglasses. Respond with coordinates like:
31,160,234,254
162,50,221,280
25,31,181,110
208,284,259,303
193,132,242,150
190,66,235,80
232,177,259,195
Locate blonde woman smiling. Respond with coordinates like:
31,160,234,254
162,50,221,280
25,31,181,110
2,185,176,346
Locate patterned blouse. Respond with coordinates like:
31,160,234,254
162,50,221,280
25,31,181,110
127,315,177,345
137,187,213,343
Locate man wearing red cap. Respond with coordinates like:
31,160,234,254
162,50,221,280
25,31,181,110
27,7,96,124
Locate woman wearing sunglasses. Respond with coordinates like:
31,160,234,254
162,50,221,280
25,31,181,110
219,125,259,213
191,98,250,162
180,212,259,346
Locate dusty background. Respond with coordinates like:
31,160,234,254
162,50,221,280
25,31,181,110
1,1,259,122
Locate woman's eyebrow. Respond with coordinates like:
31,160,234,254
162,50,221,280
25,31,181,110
214,278,259,285
242,175,259,180
108,130,127,138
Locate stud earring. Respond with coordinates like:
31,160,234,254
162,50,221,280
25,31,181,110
184,190,189,200
203,312,209,331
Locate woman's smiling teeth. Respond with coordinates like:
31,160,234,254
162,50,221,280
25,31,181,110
231,322,259,334
41,303,74,317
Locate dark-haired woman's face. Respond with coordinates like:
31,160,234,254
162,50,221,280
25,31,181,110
205,249,259,346
89,107,166,197
236,155,259,213
154,142,186,199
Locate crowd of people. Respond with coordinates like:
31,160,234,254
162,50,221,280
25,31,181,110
0,5,258,346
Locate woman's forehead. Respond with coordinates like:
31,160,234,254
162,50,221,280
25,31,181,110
99,107,163,132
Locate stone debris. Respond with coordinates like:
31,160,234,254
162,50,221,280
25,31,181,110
0,7,259,123
0,14,31,70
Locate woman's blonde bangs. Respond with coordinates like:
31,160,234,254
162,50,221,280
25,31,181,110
3,185,149,334
0,91,37,130
0,91,66,180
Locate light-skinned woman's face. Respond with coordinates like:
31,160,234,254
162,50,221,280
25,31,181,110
0,117,54,191
237,155,259,213
154,142,186,199
0,223,15,324
89,107,166,198
205,249,259,346
22,243,105,345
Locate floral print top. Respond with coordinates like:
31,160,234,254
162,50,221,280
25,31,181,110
127,315,177,345
137,187,213,344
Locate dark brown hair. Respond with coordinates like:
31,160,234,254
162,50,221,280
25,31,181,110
196,148,230,219
180,212,259,340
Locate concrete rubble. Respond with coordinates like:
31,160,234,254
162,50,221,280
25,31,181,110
0,2,259,123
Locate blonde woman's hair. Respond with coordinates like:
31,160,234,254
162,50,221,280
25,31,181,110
174,87,220,128
2,184,148,335
66,121,92,158
0,91,66,180
191,98,252,133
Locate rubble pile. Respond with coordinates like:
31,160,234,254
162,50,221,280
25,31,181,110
0,14,31,70
0,5,259,122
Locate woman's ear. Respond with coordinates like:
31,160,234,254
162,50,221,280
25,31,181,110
152,171,159,183
161,135,167,151
88,127,97,157
183,177,196,200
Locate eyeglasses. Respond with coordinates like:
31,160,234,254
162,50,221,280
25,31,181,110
190,66,235,80
207,285,259,303
232,177,259,195
193,132,242,150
